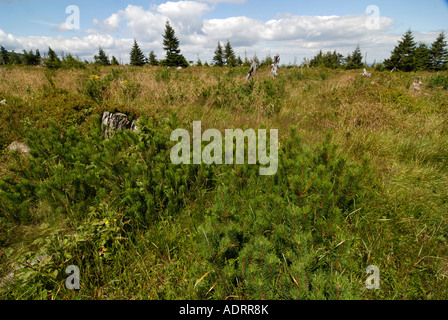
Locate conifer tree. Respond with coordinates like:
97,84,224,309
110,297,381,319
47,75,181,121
0,46,9,65
224,40,237,67
45,47,62,69
22,50,40,65
243,51,250,67
148,50,159,66
64,53,86,69
384,29,417,72
111,56,120,66
414,42,431,71
345,45,364,69
310,50,344,69
196,55,203,67
94,47,111,66
213,42,224,67
162,21,188,68
130,39,146,66
35,49,41,66
429,32,448,71
6,50,21,65
236,55,243,67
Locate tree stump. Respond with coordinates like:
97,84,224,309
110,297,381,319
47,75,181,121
271,54,280,78
101,111,138,138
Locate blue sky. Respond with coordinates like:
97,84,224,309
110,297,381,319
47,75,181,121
0,0,447,64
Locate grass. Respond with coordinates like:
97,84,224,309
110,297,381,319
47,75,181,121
1,65,448,299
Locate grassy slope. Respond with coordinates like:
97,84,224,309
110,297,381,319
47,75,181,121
0,65,448,299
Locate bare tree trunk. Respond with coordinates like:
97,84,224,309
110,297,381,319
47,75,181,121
271,54,280,78
246,56,259,81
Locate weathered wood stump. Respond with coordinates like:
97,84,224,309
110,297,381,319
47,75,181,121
101,111,138,138
7,141,30,154
246,56,259,81
411,76,423,91
271,54,280,78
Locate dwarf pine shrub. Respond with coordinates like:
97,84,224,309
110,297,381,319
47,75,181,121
428,74,448,89
197,130,375,299
0,114,198,228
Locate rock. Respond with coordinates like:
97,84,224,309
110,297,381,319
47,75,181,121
7,141,30,154
0,99,7,105
101,111,138,138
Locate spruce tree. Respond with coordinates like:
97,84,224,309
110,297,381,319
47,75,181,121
35,49,41,65
23,50,40,66
64,53,86,69
243,51,250,67
345,45,364,69
45,47,62,69
224,40,237,67
111,56,120,66
236,55,243,67
196,55,203,67
0,46,9,65
310,50,344,69
94,47,111,66
384,29,417,72
148,50,159,66
162,21,188,68
130,39,146,66
261,54,273,68
429,32,448,71
213,42,224,67
414,42,431,71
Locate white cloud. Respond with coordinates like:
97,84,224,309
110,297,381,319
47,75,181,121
198,0,246,3
2,1,447,65
93,13,122,33
89,3,403,62
157,1,211,34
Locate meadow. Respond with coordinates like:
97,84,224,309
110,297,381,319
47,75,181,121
0,64,448,300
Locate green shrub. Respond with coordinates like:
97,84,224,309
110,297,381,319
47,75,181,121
0,114,198,228
80,69,124,104
2,203,129,298
155,68,177,83
427,74,448,89
197,131,375,299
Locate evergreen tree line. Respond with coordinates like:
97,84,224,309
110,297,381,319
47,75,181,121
1,26,447,71
211,41,280,68
308,45,367,70
309,30,447,71
0,21,190,69
383,30,447,71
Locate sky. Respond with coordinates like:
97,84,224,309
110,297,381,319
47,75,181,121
0,0,447,65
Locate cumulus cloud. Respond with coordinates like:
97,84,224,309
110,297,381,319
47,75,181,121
89,2,403,61
198,0,246,3
1,0,446,64
93,13,122,33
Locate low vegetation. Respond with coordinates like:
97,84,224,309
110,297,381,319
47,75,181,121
0,64,448,300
